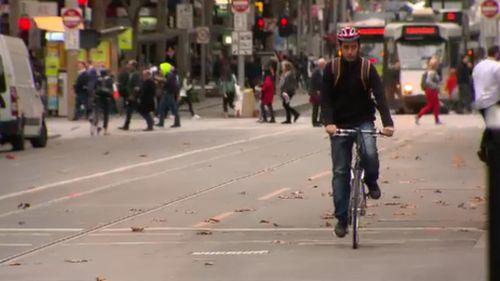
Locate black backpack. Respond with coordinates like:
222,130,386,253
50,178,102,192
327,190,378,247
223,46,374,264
331,57,371,91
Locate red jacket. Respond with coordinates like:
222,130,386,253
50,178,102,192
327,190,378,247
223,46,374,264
445,73,457,99
261,75,274,105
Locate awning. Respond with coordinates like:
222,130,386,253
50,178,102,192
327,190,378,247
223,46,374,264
33,16,83,32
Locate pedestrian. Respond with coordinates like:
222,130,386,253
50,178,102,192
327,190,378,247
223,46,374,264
117,62,130,115
73,61,90,120
472,45,500,163
219,68,237,118
415,56,442,125
90,69,113,135
456,54,474,113
118,60,141,131
320,26,394,238
178,71,200,119
445,68,459,112
259,67,276,123
279,60,300,124
309,58,326,127
156,62,181,128
138,70,156,131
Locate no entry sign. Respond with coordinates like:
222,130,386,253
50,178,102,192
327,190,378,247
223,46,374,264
231,0,249,14
62,8,82,29
481,0,499,18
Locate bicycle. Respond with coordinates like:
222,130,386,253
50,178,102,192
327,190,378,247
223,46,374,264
334,128,382,249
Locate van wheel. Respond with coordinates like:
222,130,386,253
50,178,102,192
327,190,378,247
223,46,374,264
11,131,25,151
31,120,48,148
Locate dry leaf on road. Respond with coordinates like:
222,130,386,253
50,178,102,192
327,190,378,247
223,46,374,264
384,202,401,206
64,259,89,263
196,231,213,235
96,277,106,281
273,240,288,244
392,195,401,199
433,200,450,206
17,203,31,209
259,219,270,224
321,212,335,220
325,221,332,227
434,189,443,194
393,211,416,216
205,218,220,224
415,156,422,160
139,154,148,158
204,262,214,266
130,226,145,232
452,155,465,168
5,154,16,160
8,262,21,266
458,202,467,209
400,203,416,209
234,208,256,212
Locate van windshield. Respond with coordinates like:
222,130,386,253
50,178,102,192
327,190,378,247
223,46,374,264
397,43,445,70
0,55,6,93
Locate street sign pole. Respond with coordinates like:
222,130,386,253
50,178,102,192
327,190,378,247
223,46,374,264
232,0,249,90
201,0,206,98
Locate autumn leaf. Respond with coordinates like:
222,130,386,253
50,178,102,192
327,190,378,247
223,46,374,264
384,202,401,206
400,203,416,209
325,221,332,227
17,203,31,209
259,219,270,224
8,262,21,266
196,230,213,235
392,195,401,199
433,200,449,206
457,203,467,209
5,154,16,160
321,212,335,220
139,154,148,158
130,226,145,232
204,262,214,266
273,240,287,244
272,223,280,227
234,208,256,212
64,259,89,263
434,189,443,194
205,218,220,224
96,277,106,281
452,154,464,168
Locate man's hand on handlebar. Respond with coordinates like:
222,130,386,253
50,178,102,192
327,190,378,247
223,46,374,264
382,127,395,137
325,124,337,135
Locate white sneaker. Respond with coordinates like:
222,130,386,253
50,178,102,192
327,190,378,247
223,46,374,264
192,114,201,120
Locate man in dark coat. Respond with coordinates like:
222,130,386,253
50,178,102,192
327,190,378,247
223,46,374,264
309,58,326,127
73,61,90,120
119,60,141,130
138,70,156,131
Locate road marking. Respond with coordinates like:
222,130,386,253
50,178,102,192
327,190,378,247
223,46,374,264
64,241,183,246
192,250,269,256
0,129,298,202
258,188,290,201
307,171,331,181
0,243,33,247
193,211,235,228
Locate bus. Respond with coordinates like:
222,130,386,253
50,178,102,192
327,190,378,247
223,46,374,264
383,22,462,113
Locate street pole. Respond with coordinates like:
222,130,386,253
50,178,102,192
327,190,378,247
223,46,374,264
201,0,206,97
297,0,302,54
340,0,347,22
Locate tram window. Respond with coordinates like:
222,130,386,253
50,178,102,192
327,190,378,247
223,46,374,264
397,43,445,70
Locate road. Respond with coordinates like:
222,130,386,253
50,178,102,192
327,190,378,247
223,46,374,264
0,114,487,281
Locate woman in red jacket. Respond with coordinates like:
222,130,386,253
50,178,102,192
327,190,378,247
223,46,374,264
260,68,276,123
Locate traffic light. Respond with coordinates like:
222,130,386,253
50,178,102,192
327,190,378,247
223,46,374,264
442,11,463,24
278,16,293,38
18,15,31,45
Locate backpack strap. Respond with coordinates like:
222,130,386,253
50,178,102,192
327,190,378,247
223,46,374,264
360,57,371,91
331,57,341,88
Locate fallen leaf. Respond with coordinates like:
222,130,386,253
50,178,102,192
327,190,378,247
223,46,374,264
8,262,21,266
239,191,247,195
96,277,106,281
5,154,16,160
392,195,401,199
434,189,443,194
325,221,332,227
17,203,31,209
259,219,270,224
183,142,191,146
64,259,89,263
365,213,376,217
470,196,486,204
204,262,214,266
415,156,422,160
139,154,148,158
384,202,401,206
273,240,287,244
433,200,449,206
130,226,145,232
391,155,400,160
312,185,318,188
382,180,390,184
18,221,25,225
400,203,416,209
196,231,213,235
321,212,335,220
234,208,256,212
458,228,470,233
458,203,467,209
129,208,144,212
103,151,110,155
205,218,220,224
272,223,280,227
184,210,197,214
393,211,416,216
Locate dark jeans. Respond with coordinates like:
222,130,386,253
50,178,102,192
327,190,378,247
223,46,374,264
330,122,379,222
179,95,195,116
260,103,275,122
74,94,89,120
458,84,473,113
92,96,110,129
223,91,235,113
122,100,137,129
312,103,321,125
158,94,180,126
140,110,154,129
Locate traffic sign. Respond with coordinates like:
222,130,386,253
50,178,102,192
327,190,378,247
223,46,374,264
64,28,80,50
196,27,210,44
176,4,193,29
481,0,499,18
234,12,248,31
231,31,253,55
231,0,249,14
62,8,82,29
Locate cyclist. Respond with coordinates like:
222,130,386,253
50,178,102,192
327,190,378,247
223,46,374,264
320,27,395,238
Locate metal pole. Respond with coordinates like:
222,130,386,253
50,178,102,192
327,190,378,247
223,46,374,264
238,53,245,88
340,0,347,22
297,0,302,54
201,0,206,97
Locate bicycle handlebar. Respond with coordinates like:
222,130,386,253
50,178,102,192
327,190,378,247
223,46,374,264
333,128,385,137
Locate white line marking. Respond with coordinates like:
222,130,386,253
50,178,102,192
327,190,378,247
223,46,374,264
192,250,269,256
258,188,290,201
0,129,297,202
64,241,183,246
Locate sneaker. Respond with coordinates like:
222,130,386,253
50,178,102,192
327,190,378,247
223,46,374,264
192,114,201,120
281,120,292,124
366,182,381,200
170,124,181,128
334,220,348,238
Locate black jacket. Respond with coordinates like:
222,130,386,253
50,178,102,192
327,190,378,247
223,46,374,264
456,61,472,85
139,79,156,113
74,70,89,96
309,67,323,95
321,57,393,128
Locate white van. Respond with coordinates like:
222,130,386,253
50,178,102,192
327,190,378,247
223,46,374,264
0,35,47,151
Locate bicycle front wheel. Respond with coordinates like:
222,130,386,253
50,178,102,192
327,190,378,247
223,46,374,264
351,171,361,249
